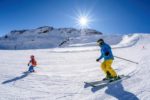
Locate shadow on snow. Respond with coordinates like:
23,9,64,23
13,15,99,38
91,81,139,100
2,72,30,84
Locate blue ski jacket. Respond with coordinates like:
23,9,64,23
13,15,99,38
98,43,114,61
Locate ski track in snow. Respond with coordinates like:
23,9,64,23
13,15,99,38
0,34,150,100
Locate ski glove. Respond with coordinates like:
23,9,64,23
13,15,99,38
105,52,109,56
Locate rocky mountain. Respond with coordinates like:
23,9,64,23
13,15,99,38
0,26,102,50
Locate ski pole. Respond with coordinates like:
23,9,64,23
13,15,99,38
114,56,139,64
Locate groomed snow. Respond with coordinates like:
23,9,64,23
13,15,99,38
0,34,150,100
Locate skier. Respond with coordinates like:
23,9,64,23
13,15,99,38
27,55,37,72
96,39,120,81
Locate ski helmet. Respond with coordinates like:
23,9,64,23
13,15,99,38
30,55,34,58
97,39,104,45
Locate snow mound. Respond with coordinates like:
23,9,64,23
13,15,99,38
49,34,140,53
67,34,122,47
113,34,140,48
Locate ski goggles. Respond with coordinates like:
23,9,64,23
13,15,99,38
97,41,103,45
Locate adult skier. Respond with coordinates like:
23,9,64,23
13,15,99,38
96,39,120,81
28,55,37,72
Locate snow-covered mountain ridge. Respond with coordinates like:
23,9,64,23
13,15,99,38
0,26,102,50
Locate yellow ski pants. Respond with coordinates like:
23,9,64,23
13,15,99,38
101,59,117,77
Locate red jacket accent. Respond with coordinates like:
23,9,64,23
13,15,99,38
30,59,37,66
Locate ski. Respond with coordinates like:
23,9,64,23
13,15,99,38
22,71,36,74
84,79,110,87
84,75,130,87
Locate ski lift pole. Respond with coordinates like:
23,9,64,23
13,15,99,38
114,56,139,64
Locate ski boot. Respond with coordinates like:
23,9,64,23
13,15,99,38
103,71,113,81
109,76,121,82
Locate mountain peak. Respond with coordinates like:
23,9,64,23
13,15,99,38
0,26,102,50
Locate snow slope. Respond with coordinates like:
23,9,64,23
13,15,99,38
0,34,150,100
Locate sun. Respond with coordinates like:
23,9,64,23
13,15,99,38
72,9,94,29
76,15,91,29
78,16,88,27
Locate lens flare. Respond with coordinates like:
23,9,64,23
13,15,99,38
72,9,95,29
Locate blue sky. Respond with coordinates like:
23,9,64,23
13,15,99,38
0,0,150,35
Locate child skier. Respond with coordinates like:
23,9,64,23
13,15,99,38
28,55,37,72
96,39,120,81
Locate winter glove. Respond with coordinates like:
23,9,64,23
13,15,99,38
96,58,100,62
105,52,109,56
